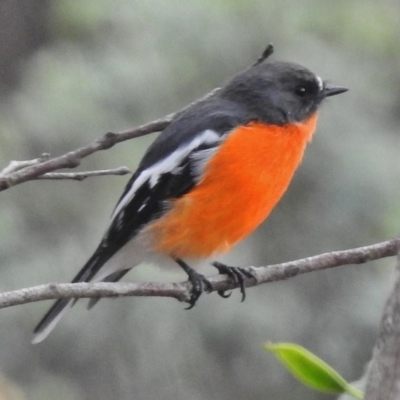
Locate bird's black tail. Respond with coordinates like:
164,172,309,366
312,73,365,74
32,250,106,344
32,297,73,344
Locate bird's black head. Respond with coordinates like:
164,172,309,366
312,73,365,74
219,60,347,125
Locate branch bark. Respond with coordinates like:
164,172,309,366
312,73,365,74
1,238,398,310
0,88,219,192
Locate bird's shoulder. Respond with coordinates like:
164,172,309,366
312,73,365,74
138,96,252,171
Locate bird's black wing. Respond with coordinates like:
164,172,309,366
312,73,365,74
101,97,252,264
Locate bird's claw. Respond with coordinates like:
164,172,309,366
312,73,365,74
175,258,213,309
212,261,256,302
184,269,213,309
217,290,232,298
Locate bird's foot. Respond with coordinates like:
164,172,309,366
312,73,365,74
175,259,212,309
212,261,256,302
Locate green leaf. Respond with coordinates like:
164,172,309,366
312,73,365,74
264,342,363,399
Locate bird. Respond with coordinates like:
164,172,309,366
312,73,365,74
32,45,348,343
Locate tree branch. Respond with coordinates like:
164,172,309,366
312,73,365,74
0,88,219,192
36,167,131,181
363,248,400,400
1,238,398,310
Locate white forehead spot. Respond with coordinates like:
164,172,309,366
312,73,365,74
316,76,323,91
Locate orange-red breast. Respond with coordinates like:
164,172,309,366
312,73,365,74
32,46,347,343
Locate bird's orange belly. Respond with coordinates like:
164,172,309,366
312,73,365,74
147,117,317,259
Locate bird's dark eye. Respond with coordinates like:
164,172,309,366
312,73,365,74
295,85,308,97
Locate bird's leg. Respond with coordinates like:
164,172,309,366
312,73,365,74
175,258,213,309
212,261,257,302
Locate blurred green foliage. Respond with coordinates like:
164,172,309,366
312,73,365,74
265,342,363,398
0,1,400,399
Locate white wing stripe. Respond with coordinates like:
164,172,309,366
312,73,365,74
110,129,221,221
190,147,219,180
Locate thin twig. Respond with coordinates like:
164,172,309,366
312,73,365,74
0,238,398,309
37,167,131,181
0,153,50,177
0,89,219,192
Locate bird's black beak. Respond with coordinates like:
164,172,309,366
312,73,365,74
324,84,348,97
